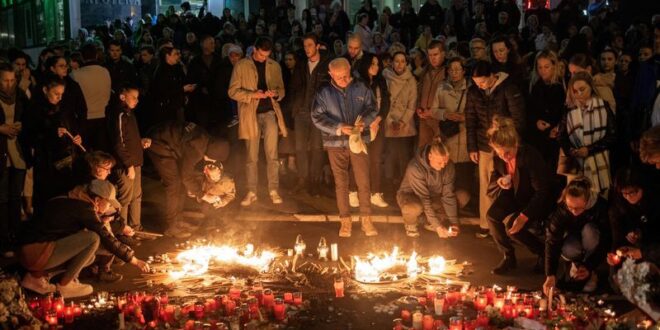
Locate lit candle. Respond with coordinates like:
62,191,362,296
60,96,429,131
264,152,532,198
463,319,477,330
548,287,553,312
401,309,411,322
195,301,205,319
47,312,58,328
476,311,489,327
474,294,488,311
494,293,505,310
224,299,236,316
283,292,293,304
449,316,463,330
434,292,445,316
205,298,217,313
273,298,285,321
392,318,403,330
412,309,423,330
292,292,303,306
417,296,427,307
229,287,241,299
64,307,74,324
317,237,329,261
422,315,435,330
426,284,435,303
164,304,175,322
294,235,306,257
262,289,275,310
524,305,534,319
330,243,338,262
502,300,514,319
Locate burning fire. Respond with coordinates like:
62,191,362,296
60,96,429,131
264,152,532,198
169,244,277,279
353,247,448,283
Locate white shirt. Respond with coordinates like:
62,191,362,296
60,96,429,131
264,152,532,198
71,64,111,120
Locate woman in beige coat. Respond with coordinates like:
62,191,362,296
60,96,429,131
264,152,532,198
430,57,473,209
383,52,417,186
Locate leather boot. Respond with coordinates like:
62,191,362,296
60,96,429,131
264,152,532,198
339,217,352,237
360,216,378,236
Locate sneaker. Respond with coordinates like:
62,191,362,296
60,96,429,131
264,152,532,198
475,228,490,239
270,190,283,204
98,271,123,283
370,193,389,208
21,273,56,295
360,216,378,236
227,117,239,128
405,225,420,238
164,226,192,239
57,278,93,299
241,191,257,206
582,272,598,293
349,191,359,208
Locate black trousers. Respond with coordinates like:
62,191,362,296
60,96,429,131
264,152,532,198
147,152,184,228
487,190,544,258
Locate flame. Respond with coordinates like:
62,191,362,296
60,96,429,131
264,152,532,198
427,256,447,275
353,247,447,283
169,245,276,279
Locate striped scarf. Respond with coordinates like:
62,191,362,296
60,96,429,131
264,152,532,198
566,96,611,194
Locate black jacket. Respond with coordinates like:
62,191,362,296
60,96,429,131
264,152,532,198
609,190,660,264
60,76,87,134
148,121,227,198
0,88,28,173
487,144,558,221
19,197,135,263
418,1,445,35
526,81,566,163
105,58,138,93
465,74,526,153
545,196,611,275
107,98,143,168
149,62,186,126
290,53,334,116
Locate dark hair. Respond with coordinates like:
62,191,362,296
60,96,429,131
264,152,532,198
159,46,177,62
0,63,15,75
302,32,319,45
42,74,66,90
108,40,122,49
119,83,139,94
199,34,214,44
489,35,519,64
357,53,381,82
569,53,594,70
472,60,493,77
560,176,593,203
44,56,66,72
8,49,31,65
357,13,369,22
69,52,83,66
614,167,645,193
599,48,617,59
139,45,155,55
392,51,408,62
85,151,116,168
428,39,445,52
80,43,98,62
180,1,191,11
254,36,273,51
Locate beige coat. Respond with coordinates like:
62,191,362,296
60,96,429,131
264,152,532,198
383,67,418,137
430,79,470,163
593,72,616,113
228,57,288,140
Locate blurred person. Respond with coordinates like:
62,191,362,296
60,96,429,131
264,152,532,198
416,40,447,147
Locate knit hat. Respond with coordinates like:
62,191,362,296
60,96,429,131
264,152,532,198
88,180,121,209
227,45,243,56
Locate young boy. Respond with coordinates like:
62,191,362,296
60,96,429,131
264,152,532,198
197,162,236,209
107,84,151,233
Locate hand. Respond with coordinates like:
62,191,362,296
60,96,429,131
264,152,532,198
549,126,559,139
447,225,460,237
122,225,135,237
201,194,220,204
436,226,450,238
445,112,465,122
57,127,68,138
536,120,551,131
127,166,136,180
617,246,642,260
416,108,429,119
340,124,354,136
141,138,151,149
253,90,268,99
507,215,528,235
0,124,19,138
625,231,639,244
370,116,381,132
265,90,278,98
354,121,365,132
130,257,151,273
183,84,197,92
572,266,590,281
390,120,402,133
606,252,621,266
570,147,589,158
543,276,556,296
72,135,82,146
497,175,512,190
469,152,479,164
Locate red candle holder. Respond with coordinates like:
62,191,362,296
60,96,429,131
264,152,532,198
334,278,345,298
476,311,489,327
502,300,514,319
422,315,435,330
159,292,169,305
194,301,205,319
401,309,411,322
392,318,403,330
292,292,303,306
229,287,241,300
224,298,237,316
474,294,488,311
449,316,463,330
64,307,74,324
283,292,293,304
73,304,82,317
273,298,286,321
417,296,427,307
262,289,275,310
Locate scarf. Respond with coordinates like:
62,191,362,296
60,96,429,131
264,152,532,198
0,87,16,105
566,96,611,194
419,65,445,109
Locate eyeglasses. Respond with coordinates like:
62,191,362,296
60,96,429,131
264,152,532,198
621,188,640,197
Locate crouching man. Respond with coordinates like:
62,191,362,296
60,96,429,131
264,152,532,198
18,180,150,298
397,139,459,238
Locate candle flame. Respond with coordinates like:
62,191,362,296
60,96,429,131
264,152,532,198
169,245,276,279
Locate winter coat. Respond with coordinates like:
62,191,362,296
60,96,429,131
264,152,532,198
149,62,186,126
465,72,526,153
228,57,288,140
593,73,616,113
398,144,458,226
526,80,566,165
383,67,417,138
289,53,334,116
105,58,138,93
487,144,558,221
545,195,610,276
609,190,660,264
60,76,88,133
107,98,143,169
0,88,28,173
431,79,469,162
311,80,379,148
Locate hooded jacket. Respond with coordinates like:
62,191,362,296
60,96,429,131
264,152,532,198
545,193,610,276
383,67,417,137
398,145,458,227
311,80,379,148
465,72,526,153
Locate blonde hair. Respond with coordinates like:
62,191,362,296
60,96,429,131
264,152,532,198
428,137,449,157
487,116,519,148
640,125,660,163
566,71,598,108
529,50,563,93
559,176,592,204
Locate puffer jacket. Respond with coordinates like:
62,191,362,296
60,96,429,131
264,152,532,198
383,67,417,137
465,72,526,153
312,80,379,148
18,195,135,264
545,194,610,276
398,144,458,226
431,78,470,162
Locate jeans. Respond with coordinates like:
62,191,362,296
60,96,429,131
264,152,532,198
561,222,600,263
245,111,279,192
115,166,143,230
350,121,385,192
478,151,494,230
487,189,544,258
147,152,183,227
0,167,26,251
327,147,371,217
396,192,449,227
42,231,100,284
294,112,324,182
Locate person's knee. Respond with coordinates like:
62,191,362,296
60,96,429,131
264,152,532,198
581,223,600,252
561,236,583,261
400,199,423,217
80,231,101,250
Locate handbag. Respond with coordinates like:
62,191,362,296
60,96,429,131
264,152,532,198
556,148,580,175
438,89,466,138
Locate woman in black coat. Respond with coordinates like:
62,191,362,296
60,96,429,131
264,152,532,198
526,50,566,168
21,75,83,218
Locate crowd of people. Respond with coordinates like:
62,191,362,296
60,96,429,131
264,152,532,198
0,0,659,300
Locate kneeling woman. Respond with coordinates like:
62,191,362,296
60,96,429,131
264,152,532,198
486,116,558,275
543,177,610,295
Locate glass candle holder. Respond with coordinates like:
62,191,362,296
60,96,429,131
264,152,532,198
334,278,345,298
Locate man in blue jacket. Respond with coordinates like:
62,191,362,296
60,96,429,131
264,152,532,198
312,58,379,238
